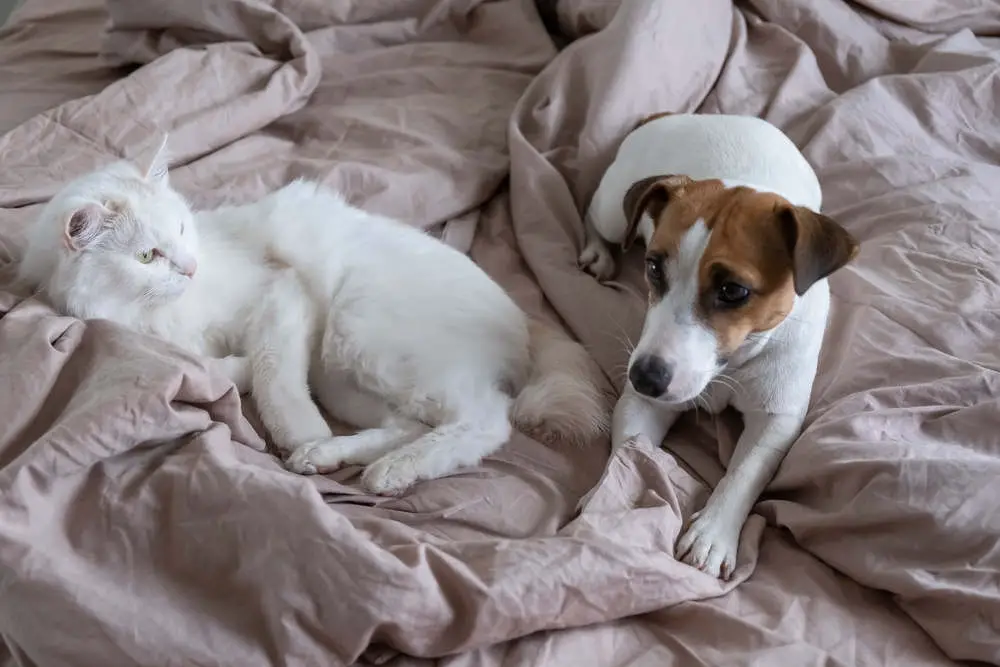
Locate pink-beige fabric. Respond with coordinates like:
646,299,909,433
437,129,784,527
0,0,997,664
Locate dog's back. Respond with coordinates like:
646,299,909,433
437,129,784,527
587,114,822,245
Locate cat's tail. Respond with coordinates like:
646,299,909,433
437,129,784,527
511,318,610,446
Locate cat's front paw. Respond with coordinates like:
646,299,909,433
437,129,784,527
285,443,320,475
360,451,421,496
285,439,346,476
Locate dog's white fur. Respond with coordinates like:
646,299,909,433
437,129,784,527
581,114,832,579
19,138,607,495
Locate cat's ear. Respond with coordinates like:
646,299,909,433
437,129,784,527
63,203,111,251
139,134,170,185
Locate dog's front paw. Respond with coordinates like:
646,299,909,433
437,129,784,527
360,452,420,496
578,237,616,282
621,434,654,450
676,508,742,580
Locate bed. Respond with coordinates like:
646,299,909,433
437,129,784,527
0,0,997,665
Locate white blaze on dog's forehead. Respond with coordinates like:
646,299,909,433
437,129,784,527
667,218,711,294
654,218,710,332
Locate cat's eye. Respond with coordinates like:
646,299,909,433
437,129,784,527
136,249,156,264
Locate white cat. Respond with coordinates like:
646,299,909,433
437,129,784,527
17,139,608,494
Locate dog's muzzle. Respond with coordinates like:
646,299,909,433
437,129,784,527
628,354,673,398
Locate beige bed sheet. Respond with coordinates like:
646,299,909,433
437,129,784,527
0,0,996,665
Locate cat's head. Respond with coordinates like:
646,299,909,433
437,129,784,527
18,136,199,320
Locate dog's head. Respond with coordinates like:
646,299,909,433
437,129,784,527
621,174,859,404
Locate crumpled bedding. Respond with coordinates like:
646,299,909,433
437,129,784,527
0,0,997,665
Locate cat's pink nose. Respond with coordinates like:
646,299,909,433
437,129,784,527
177,259,197,278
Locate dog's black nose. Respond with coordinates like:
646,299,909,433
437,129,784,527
628,354,673,398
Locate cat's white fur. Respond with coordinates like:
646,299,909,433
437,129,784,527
18,139,608,495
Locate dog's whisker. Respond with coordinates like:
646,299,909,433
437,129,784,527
709,378,741,396
709,377,735,394
603,310,636,345
716,372,747,396
686,398,701,425
613,331,635,356
601,312,637,383
612,365,631,381
609,325,633,348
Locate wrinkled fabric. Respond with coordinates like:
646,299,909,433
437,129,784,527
0,0,997,664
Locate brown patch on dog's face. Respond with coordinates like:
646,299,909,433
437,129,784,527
631,178,859,357
696,192,800,355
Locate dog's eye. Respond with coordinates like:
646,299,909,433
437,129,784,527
645,257,664,285
717,281,750,306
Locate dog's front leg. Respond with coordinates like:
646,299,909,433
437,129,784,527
676,411,802,579
573,384,681,512
612,383,682,450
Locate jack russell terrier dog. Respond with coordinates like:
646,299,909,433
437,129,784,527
580,113,859,579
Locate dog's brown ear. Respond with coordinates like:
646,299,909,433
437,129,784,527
622,174,691,251
778,206,859,295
